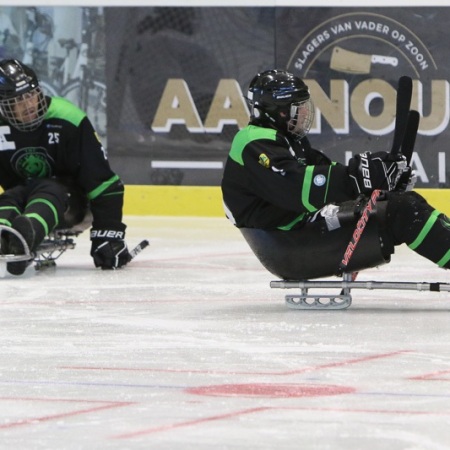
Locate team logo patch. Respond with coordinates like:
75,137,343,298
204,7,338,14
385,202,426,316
258,153,270,168
314,174,327,186
10,147,55,179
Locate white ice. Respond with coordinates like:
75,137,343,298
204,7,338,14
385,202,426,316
0,216,449,450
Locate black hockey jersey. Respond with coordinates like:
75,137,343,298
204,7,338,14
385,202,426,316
0,96,124,229
221,124,356,230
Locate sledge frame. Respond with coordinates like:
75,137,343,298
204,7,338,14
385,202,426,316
0,224,79,276
271,274,450,310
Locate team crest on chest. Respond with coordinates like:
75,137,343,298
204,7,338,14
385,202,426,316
10,147,55,179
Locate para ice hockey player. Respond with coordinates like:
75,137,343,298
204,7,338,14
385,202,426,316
221,69,450,280
0,59,130,275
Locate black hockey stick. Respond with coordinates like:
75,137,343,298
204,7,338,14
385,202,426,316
390,75,413,157
395,109,420,191
400,109,420,165
338,77,415,276
129,239,150,260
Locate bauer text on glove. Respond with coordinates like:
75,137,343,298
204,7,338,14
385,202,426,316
90,228,131,269
347,151,408,195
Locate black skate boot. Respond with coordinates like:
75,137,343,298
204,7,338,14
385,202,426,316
6,216,35,276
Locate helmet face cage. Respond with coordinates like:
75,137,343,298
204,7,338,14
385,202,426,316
0,86,47,132
287,98,315,139
0,59,48,132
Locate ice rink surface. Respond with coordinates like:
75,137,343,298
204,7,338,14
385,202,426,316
1,215,449,450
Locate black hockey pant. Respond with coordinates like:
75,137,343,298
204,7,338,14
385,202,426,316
240,191,449,280
0,179,87,249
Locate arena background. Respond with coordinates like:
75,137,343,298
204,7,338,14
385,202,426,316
0,0,449,216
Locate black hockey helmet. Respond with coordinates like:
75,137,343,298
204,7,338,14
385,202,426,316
0,59,48,131
246,69,314,139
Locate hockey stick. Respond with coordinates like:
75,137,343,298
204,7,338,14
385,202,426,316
129,239,150,260
98,239,149,270
388,76,419,191
399,109,420,164
339,189,382,274
390,75,413,156
395,109,420,191
338,77,414,275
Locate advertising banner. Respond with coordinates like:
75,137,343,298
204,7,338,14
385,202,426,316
1,6,449,189
105,7,449,189
281,8,449,190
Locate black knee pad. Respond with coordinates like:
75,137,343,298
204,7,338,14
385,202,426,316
385,191,435,245
27,178,69,215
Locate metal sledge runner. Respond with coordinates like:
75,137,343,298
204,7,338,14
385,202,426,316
271,276,450,311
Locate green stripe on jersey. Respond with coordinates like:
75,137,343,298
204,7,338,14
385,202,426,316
301,166,320,212
277,213,306,230
88,175,121,200
229,125,277,166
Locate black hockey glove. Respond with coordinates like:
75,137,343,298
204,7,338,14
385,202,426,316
90,226,131,270
396,166,417,192
348,151,407,195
